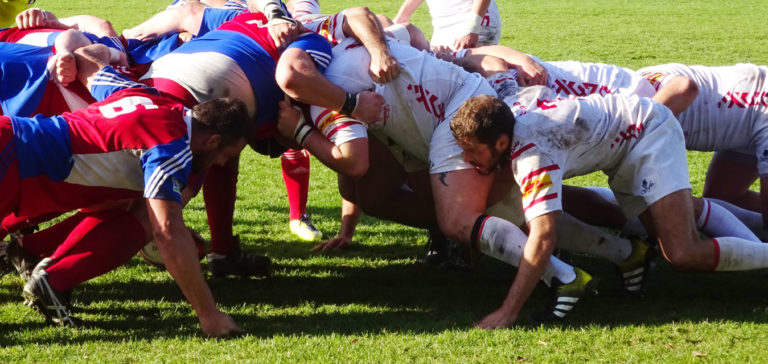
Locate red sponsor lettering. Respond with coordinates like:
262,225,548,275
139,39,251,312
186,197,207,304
552,79,613,97
407,83,446,121
718,91,768,108
610,124,645,149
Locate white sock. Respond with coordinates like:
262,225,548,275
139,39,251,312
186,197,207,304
477,216,576,286
585,186,648,237
713,237,768,271
556,213,632,265
706,198,765,239
697,199,760,242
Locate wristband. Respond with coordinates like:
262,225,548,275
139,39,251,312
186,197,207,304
292,107,313,146
459,13,484,36
340,92,359,115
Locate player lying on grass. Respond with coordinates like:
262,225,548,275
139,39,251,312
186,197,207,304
450,79,768,328
0,44,251,336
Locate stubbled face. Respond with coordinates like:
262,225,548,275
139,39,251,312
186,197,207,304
456,136,503,175
191,138,247,172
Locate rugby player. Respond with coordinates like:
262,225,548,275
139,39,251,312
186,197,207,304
450,84,768,328
2,44,251,335
392,0,501,50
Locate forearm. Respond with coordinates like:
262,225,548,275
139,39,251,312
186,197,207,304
471,0,492,17
393,0,424,24
72,44,112,89
302,133,368,177
342,7,388,55
339,198,362,239
148,200,219,318
123,3,204,40
277,48,346,110
59,15,118,37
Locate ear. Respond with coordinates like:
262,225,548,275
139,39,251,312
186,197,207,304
495,134,509,153
205,134,222,150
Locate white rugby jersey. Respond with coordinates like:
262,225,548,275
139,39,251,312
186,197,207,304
310,38,486,162
426,0,501,47
638,63,768,173
505,86,664,221
486,56,655,101
293,0,347,47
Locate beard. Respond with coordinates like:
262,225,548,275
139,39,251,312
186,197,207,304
191,150,211,172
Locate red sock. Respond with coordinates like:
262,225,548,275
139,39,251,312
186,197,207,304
45,209,146,292
0,211,64,240
21,212,88,257
204,156,239,255
281,149,310,220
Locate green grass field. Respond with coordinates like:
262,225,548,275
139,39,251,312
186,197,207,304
3,0,768,362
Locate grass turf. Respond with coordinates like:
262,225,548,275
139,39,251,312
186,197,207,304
2,0,768,362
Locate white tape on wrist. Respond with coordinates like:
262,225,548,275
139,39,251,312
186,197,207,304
459,13,484,36
292,107,313,146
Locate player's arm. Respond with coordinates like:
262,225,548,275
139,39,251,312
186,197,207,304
276,47,386,124
58,15,118,37
650,75,698,116
452,0,492,50
122,1,207,41
465,45,548,86
476,211,560,329
277,101,370,177
392,0,424,24
146,198,241,337
313,198,362,251
340,7,400,83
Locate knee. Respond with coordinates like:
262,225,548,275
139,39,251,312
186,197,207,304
435,211,474,244
662,245,701,271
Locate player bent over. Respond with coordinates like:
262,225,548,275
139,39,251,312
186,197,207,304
0,45,250,336
450,90,768,328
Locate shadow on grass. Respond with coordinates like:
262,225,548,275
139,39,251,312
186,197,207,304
3,254,768,345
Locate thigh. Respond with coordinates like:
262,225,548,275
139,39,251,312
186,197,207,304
703,151,759,209
430,168,494,243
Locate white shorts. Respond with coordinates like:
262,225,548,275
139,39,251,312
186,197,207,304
428,77,496,174
607,104,692,218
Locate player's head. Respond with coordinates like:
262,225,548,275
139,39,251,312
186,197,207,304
190,97,252,171
450,95,515,174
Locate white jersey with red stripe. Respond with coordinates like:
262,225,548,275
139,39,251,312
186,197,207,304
638,63,768,172
310,37,488,163
426,0,501,47
506,86,672,221
291,0,322,19
485,56,656,103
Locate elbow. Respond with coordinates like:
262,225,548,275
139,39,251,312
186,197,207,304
679,77,699,104
344,6,372,19
275,49,308,100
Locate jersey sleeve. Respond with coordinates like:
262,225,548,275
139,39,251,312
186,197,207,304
511,144,564,222
286,32,332,73
199,8,241,36
301,12,346,46
309,105,367,145
140,138,192,203
89,66,153,101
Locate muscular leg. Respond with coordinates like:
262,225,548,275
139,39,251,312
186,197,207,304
703,152,760,211
562,185,627,230
349,137,437,230
644,189,768,271
203,155,239,255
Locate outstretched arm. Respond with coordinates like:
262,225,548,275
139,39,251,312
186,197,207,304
122,1,207,41
341,7,400,83
146,198,241,337
477,212,559,329
276,48,387,123
452,0,492,50
466,45,547,86
392,0,424,24
313,198,362,251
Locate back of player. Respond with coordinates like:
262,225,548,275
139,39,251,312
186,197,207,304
639,63,768,152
